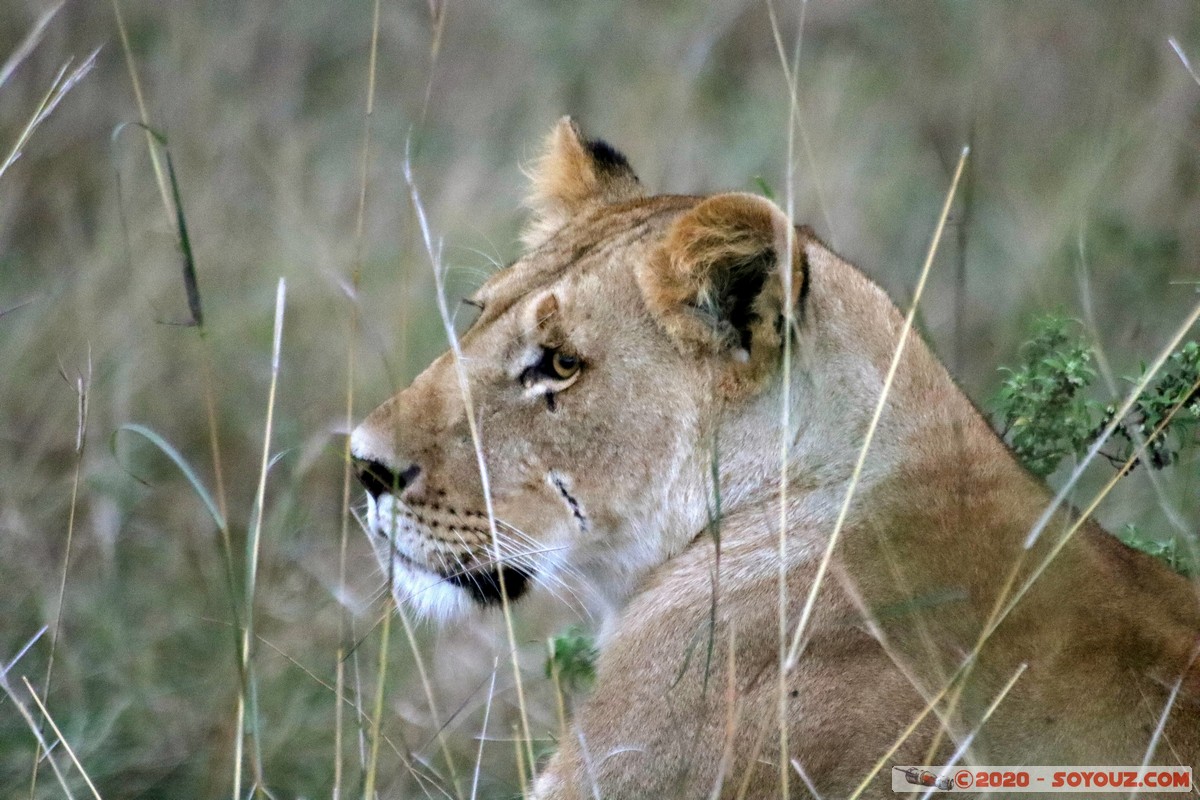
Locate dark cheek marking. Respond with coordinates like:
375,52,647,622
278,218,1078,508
552,476,588,534
545,392,558,412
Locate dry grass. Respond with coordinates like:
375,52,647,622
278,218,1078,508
1,1,1198,797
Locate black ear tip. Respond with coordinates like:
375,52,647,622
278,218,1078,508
584,137,634,174
565,117,639,181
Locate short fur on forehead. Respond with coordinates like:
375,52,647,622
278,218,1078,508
637,192,808,394
522,116,643,249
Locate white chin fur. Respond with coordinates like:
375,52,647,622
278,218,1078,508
384,557,472,622
365,494,472,623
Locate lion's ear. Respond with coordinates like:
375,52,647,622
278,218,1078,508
637,193,809,387
522,116,643,249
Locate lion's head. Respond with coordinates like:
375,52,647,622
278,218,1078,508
350,118,808,619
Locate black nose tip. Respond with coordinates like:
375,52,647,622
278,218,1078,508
354,458,420,500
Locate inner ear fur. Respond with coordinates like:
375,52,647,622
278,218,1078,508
522,116,643,249
637,192,808,382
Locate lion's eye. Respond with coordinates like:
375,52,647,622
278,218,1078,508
522,348,584,389
550,351,580,380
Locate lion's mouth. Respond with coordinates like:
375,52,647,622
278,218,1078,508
381,530,533,607
443,563,532,605
370,495,534,607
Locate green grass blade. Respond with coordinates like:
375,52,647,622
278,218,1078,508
108,122,204,328
115,423,226,530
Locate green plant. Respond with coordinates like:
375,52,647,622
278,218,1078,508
545,627,597,694
995,315,1200,477
994,315,1199,576
994,315,1100,477
1104,341,1200,470
1118,525,1197,578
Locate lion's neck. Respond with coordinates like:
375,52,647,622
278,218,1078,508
713,243,995,552
702,249,1199,659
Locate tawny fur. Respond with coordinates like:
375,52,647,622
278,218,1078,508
351,119,1200,799
522,116,644,250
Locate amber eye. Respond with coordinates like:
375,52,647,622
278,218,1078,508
521,348,583,390
550,351,581,380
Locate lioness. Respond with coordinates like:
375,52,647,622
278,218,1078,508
351,118,1200,798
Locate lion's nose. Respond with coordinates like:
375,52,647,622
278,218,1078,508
353,457,421,500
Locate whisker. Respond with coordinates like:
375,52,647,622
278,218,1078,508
359,497,597,621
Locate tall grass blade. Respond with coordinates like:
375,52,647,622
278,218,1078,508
0,2,63,90
237,277,288,798
3,627,48,678
0,666,75,800
162,143,203,327
396,603,463,797
0,48,99,181
338,2,382,796
404,142,536,781
470,659,500,800
110,124,204,327
22,676,103,800
765,2,808,792
31,356,90,797
116,423,226,531
363,604,392,800
1169,38,1200,87
111,0,171,221
784,146,970,671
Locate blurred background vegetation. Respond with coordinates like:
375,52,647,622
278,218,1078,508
1,1,1197,797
